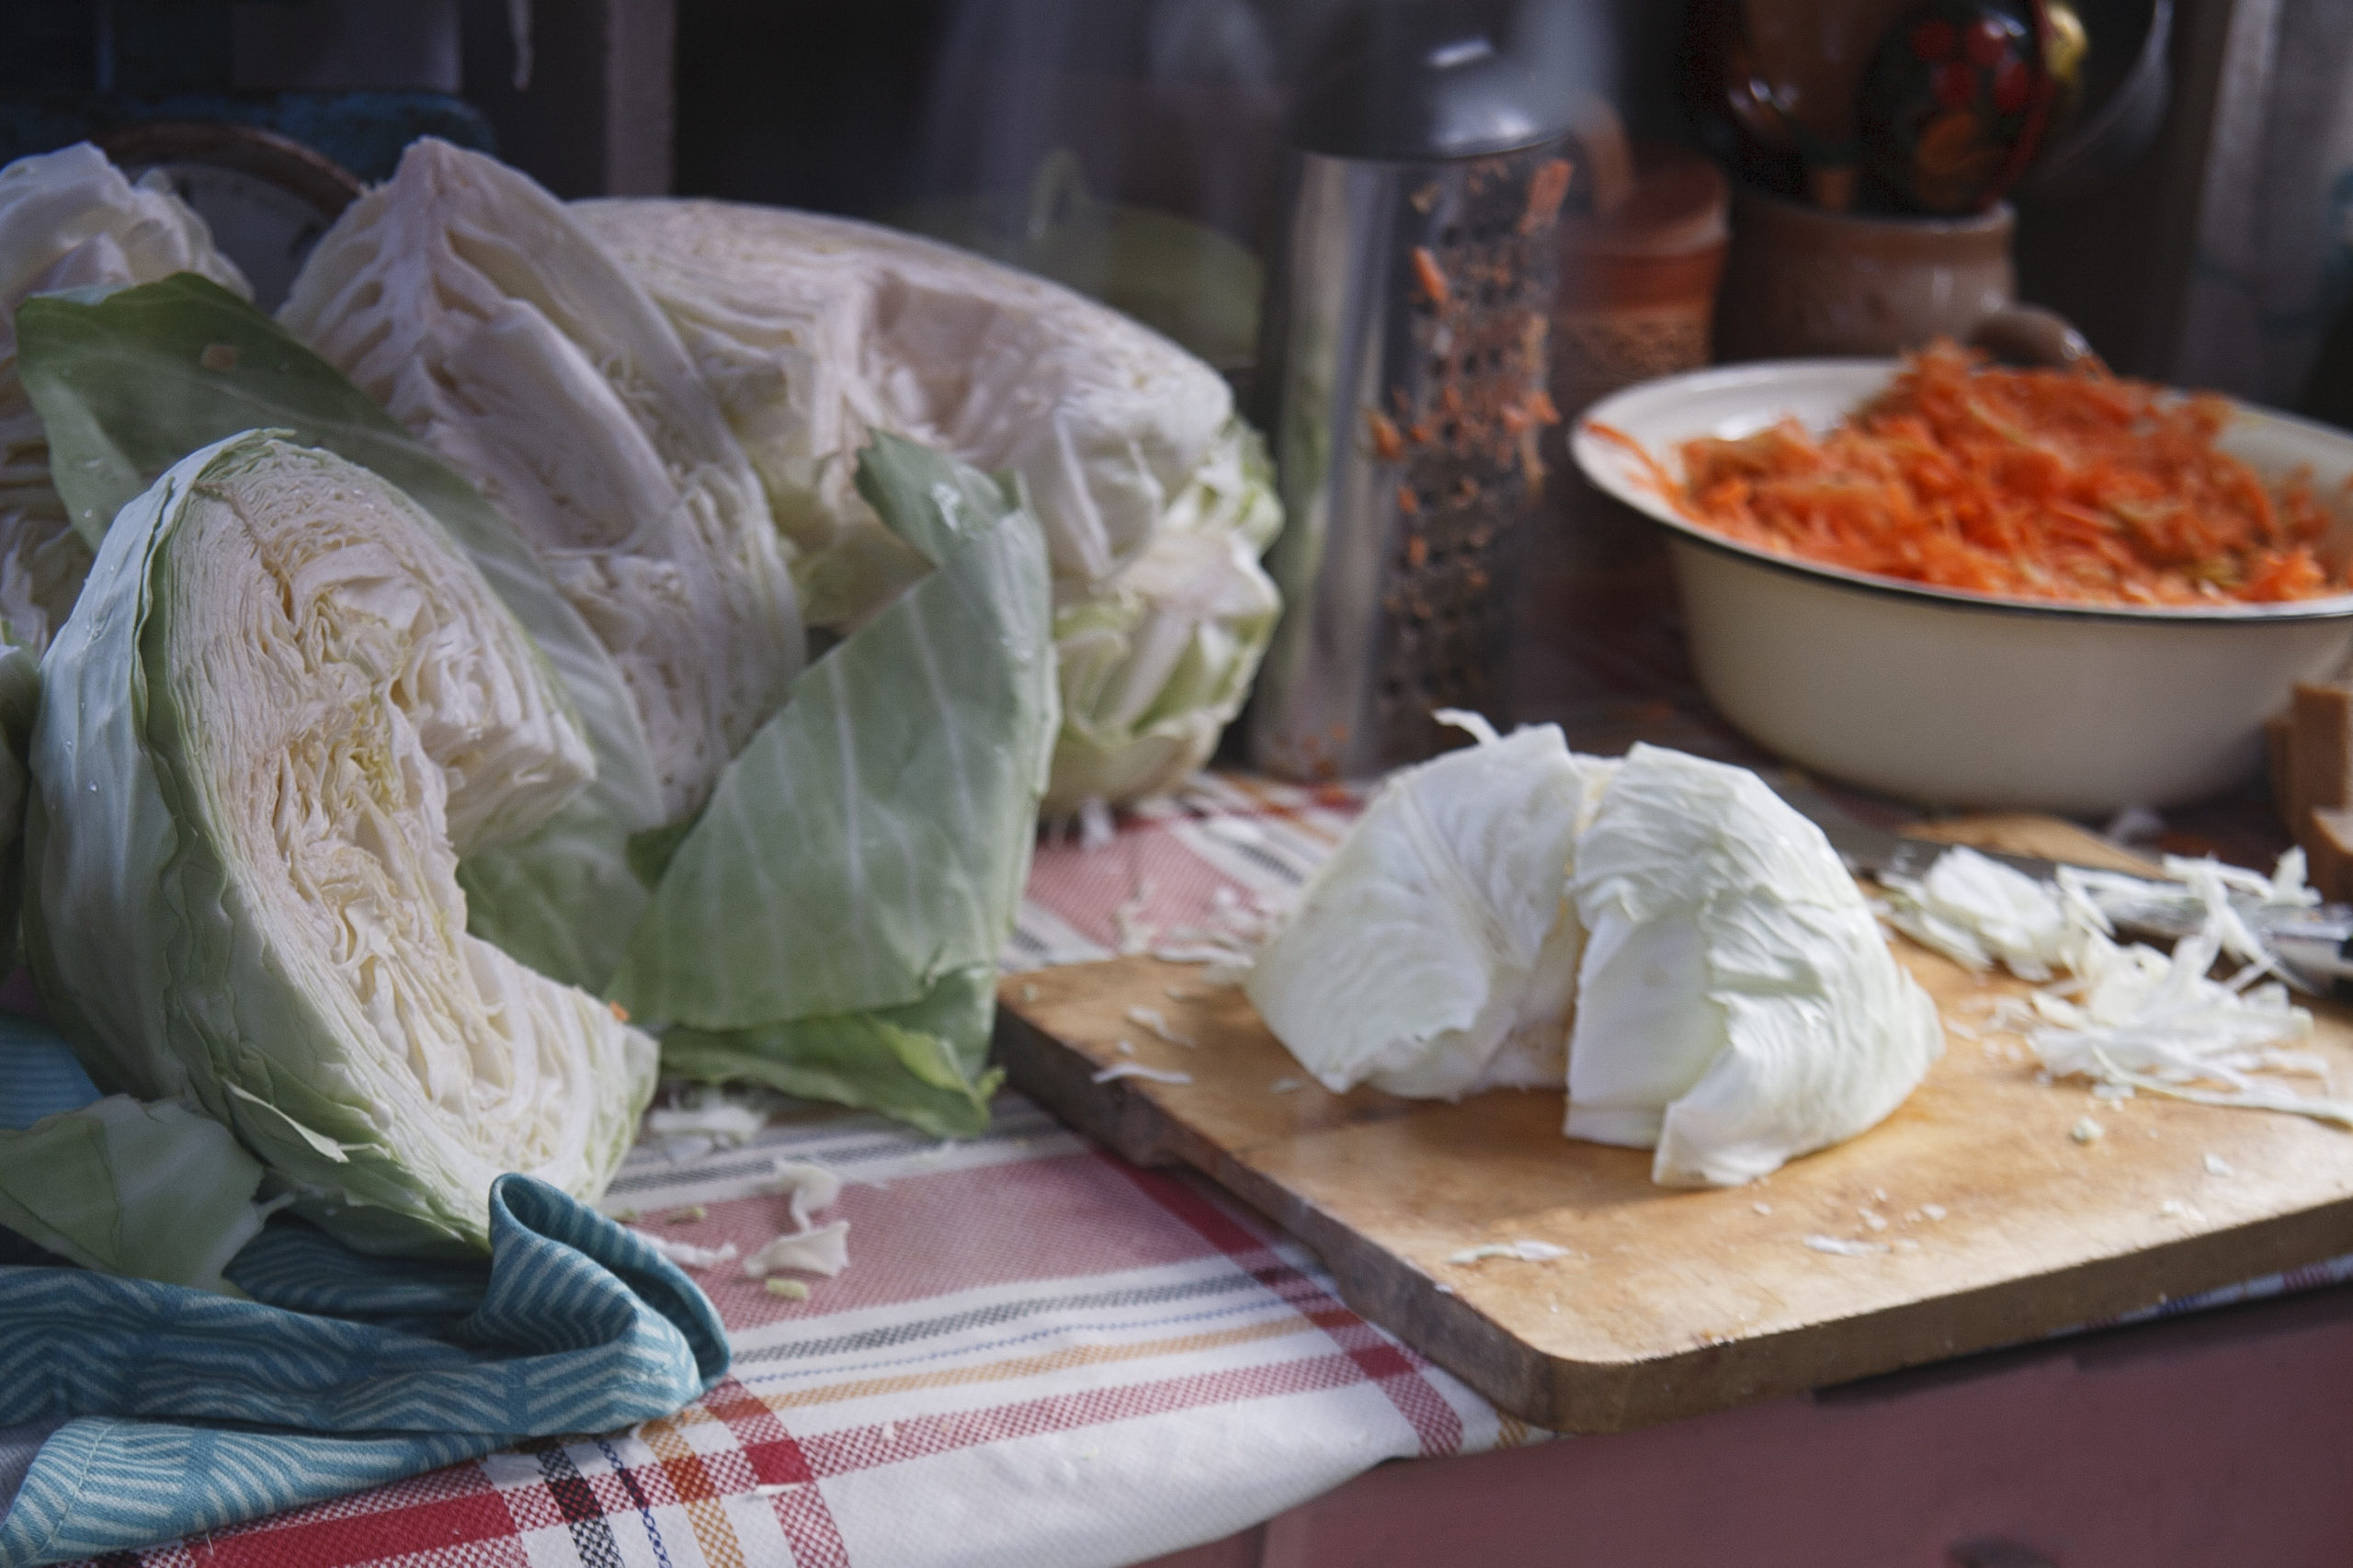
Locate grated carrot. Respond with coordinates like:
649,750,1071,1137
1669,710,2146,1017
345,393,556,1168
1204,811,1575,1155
1644,341,2342,607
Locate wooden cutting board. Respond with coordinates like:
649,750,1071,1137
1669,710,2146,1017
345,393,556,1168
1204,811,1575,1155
993,818,2353,1434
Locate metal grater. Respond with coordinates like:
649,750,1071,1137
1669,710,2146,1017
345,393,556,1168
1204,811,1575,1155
1246,10,1573,780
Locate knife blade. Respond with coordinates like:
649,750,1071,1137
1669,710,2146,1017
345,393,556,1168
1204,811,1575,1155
1769,776,2353,994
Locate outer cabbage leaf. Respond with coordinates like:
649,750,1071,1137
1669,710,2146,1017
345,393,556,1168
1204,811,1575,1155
14,272,662,990
0,142,249,650
1247,720,1595,1099
1566,744,1943,1186
574,198,1276,808
0,1094,270,1292
283,140,802,826
612,436,1055,1132
661,967,1004,1139
23,432,658,1253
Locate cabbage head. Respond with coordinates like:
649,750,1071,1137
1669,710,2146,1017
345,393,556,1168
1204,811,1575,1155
572,199,1279,808
0,142,248,650
281,139,801,825
24,431,658,1253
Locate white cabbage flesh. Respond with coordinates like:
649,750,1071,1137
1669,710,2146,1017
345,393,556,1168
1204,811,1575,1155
1245,722,1597,1098
1567,745,1943,1186
572,198,1273,808
1046,422,1281,813
572,199,1235,597
25,432,657,1253
279,140,801,823
0,143,249,649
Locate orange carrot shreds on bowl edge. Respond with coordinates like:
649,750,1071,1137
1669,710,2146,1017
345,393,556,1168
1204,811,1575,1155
1662,340,2344,607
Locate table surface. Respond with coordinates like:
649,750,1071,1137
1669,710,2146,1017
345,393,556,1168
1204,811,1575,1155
54,482,2351,1568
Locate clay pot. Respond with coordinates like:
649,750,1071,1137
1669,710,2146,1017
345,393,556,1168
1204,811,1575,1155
1714,184,2014,359
1552,144,1732,417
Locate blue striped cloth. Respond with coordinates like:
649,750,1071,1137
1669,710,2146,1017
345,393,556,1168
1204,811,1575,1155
0,1019,729,1568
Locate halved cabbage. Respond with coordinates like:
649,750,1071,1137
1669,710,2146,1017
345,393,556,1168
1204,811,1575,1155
1567,745,1943,1186
0,142,249,650
24,431,657,1253
571,198,1278,807
1245,720,1601,1099
280,139,801,824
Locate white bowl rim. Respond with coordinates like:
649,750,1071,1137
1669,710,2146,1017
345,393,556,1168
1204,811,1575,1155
1570,358,2353,628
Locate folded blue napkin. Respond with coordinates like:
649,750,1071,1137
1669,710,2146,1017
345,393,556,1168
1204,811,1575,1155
0,1020,727,1568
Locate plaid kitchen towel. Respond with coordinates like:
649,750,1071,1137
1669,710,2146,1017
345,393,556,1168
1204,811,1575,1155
0,1024,730,1568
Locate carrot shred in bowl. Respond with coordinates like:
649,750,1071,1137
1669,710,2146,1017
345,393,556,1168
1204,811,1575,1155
1646,341,2346,607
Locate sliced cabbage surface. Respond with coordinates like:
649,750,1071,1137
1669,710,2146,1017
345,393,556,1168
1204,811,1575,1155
573,198,1274,808
281,140,801,824
1567,744,1943,1186
24,431,657,1253
15,272,665,992
0,142,248,651
614,436,1057,1136
1246,720,1597,1099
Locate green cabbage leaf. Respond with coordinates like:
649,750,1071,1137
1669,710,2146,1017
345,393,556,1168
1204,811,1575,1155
612,435,1057,1134
0,1094,270,1291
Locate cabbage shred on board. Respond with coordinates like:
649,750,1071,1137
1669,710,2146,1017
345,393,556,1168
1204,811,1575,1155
571,198,1281,812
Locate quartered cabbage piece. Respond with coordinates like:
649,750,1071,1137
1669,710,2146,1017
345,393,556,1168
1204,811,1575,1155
24,432,658,1253
1245,718,1601,1099
571,198,1279,808
281,140,801,824
0,142,248,650
1567,744,1942,1186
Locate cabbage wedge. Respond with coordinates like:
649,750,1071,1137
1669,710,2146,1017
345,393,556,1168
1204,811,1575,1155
0,142,248,650
618,435,1058,1136
282,139,801,825
573,198,1279,808
15,272,664,991
24,431,658,1253
1566,745,1943,1186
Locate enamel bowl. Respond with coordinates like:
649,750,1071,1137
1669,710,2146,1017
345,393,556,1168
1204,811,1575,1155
1571,361,2353,812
